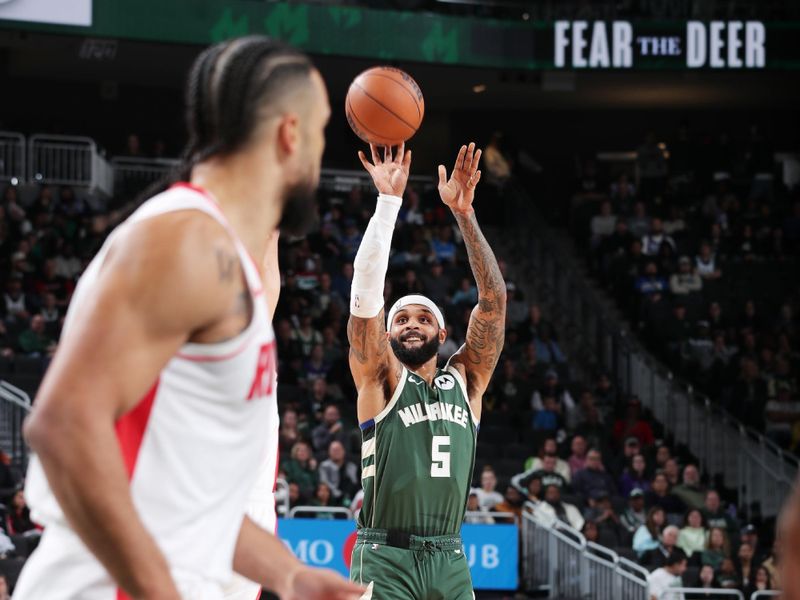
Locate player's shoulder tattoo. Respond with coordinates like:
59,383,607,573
347,313,389,366
215,246,238,284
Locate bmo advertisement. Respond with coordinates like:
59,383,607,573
278,519,519,590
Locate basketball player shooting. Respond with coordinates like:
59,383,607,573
14,36,364,600
347,142,507,599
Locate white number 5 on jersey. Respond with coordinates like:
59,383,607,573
431,435,451,478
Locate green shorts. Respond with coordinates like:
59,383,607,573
349,528,475,600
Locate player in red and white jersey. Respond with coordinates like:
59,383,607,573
15,36,364,600
222,229,282,600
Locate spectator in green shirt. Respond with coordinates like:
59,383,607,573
17,314,55,356
702,490,738,542
701,527,731,571
672,464,706,511
281,441,318,501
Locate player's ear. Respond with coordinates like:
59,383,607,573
276,113,300,156
439,327,447,343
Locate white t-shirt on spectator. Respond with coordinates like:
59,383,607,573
534,500,585,531
663,218,686,236
641,233,675,256
647,568,683,600
695,255,717,276
470,487,504,511
591,215,617,237
54,255,82,279
464,509,495,525
0,530,15,555
524,457,572,483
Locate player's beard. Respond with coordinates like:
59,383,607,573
390,333,440,368
279,177,318,236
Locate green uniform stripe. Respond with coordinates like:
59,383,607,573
357,365,478,537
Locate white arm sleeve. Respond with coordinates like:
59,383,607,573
350,193,402,319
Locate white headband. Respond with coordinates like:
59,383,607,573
386,295,445,330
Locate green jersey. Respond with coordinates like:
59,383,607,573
357,364,478,536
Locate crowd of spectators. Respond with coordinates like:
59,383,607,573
0,184,100,361
0,124,791,597
0,456,38,592
571,125,800,456
467,405,782,597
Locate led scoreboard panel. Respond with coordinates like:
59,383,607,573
553,21,766,69
1,1,799,70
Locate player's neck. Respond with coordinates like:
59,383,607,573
404,359,438,384
191,158,283,264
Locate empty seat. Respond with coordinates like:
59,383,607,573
13,356,44,376
494,458,524,483
478,425,513,445
476,443,499,461
614,546,638,562
503,442,531,460
479,410,513,428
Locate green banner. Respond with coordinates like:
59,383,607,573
2,1,799,70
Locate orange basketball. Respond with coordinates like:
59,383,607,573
345,66,425,147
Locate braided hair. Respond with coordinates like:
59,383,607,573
155,36,314,193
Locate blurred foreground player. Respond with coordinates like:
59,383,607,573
222,228,281,600
15,36,363,600
778,481,800,600
347,143,506,599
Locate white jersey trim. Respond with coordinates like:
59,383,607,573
374,367,407,424
444,362,479,427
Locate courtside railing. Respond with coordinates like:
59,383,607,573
660,590,744,600
276,477,290,517
463,510,517,522
28,134,113,196
520,503,649,599
623,337,798,518
8,131,435,198
288,506,354,519
0,381,32,474
320,167,436,193
111,156,179,196
0,131,25,183
521,213,798,519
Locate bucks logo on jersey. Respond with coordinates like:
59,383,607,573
358,364,478,536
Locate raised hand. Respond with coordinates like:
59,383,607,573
437,142,482,215
282,566,366,600
358,143,412,197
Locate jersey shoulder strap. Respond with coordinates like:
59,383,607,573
443,360,479,427
128,183,263,294
361,366,408,428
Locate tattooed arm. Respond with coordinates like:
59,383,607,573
347,311,397,422
348,144,410,422
437,143,507,419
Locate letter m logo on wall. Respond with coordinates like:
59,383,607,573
421,22,459,63
210,8,250,43
264,4,309,46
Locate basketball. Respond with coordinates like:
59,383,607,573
345,66,425,147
